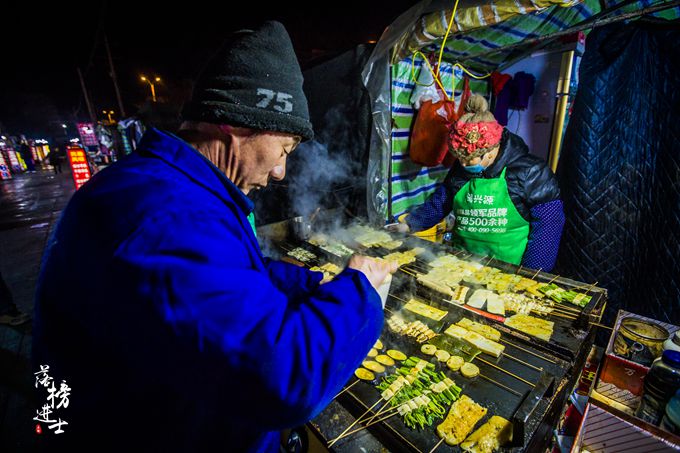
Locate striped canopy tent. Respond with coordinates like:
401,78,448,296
362,0,680,224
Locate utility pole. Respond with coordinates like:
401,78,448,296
104,33,126,118
77,67,97,125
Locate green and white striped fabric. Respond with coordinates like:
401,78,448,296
390,55,489,219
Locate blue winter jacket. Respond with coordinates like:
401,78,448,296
33,128,383,452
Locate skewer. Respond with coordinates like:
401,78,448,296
337,409,400,440
402,266,421,275
407,260,430,271
502,352,543,372
366,392,399,423
551,302,582,314
500,339,557,364
484,255,495,266
412,263,432,274
550,306,579,317
367,408,400,424
553,301,586,315
524,301,581,317
516,265,523,275
277,243,293,253
334,380,359,399
398,267,418,278
547,307,578,319
327,398,382,447
389,293,410,304
551,312,579,321
549,314,577,322
531,268,543,279
568,281,598,292
281,240,301,251
429,437,446,453
475,357,535,387
366,400,391,424
547,275,559,284
479,373,523,396
590,322,613,330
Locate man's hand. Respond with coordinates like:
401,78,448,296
347,255,398,291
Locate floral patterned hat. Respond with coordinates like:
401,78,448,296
449,95,503,161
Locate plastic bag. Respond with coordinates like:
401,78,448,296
410,67,443,110
409,75,470,167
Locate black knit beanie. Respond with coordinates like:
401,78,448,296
182,21,314,141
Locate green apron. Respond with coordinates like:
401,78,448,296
452,167,529,264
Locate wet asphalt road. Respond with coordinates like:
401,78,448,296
0,167,74,452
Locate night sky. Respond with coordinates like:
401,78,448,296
0,1,417,139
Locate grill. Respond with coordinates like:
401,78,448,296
258,210,607,452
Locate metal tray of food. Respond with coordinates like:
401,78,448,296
316,315,570,452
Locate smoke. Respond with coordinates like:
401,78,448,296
288,140,352,217
258,235,283,261
287,105,362,218
415,247,438,263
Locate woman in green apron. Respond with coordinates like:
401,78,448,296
391,95,565,271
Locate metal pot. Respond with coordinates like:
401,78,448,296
614,317,669,366
290,216,313,240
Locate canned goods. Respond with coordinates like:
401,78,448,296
614,317,669,366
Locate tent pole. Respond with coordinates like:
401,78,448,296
548,50,574,173
387,68,393,221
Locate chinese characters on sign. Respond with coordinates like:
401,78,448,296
456,206,510,234
34,365,70,434
466,193,495,205
67,146,92,189
77,122,99,147
457,192,513,233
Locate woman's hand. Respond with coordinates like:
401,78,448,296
385,215,410,234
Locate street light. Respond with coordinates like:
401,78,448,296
102,110,115,123
140,75,161,102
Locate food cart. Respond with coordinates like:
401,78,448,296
258,213,606,452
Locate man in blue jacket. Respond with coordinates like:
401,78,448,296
33,21,394,452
